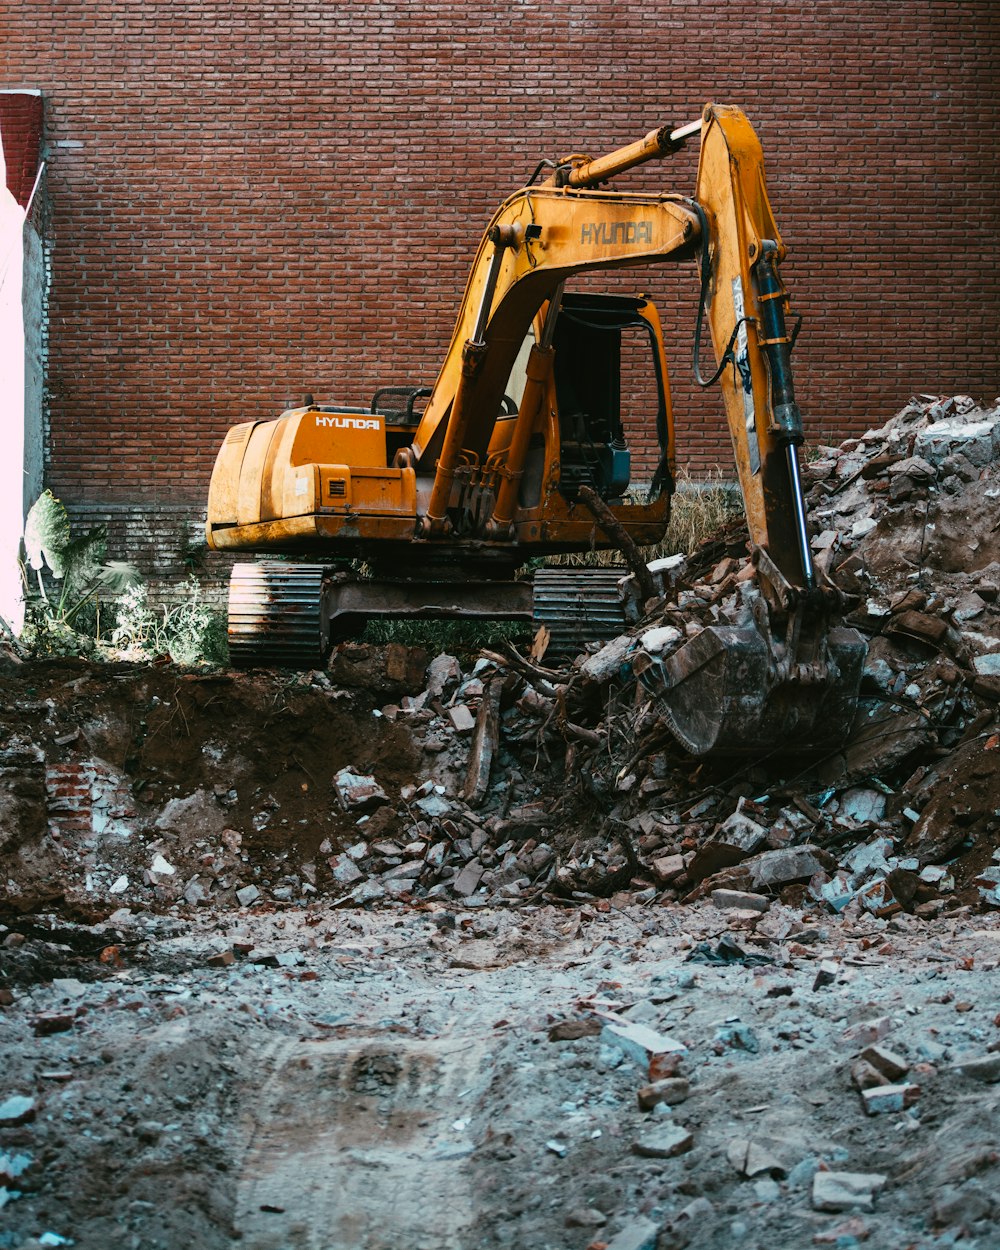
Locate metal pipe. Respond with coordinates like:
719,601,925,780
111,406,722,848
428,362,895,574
422,230,520,533
786,444,816,590
422,340,486,532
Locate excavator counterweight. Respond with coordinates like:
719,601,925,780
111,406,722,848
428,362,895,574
206,104,865,756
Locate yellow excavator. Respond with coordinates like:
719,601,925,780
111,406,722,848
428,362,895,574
206,103,865,755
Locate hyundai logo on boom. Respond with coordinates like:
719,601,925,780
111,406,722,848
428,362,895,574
580,221,653,245
315,416,381,431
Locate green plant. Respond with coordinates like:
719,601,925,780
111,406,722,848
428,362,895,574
111,577,228,667
359,617,527,652
21,490,140,652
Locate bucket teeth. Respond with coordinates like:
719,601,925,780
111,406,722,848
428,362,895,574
648,623,867,757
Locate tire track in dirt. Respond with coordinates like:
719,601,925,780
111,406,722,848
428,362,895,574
235,1033,494,1249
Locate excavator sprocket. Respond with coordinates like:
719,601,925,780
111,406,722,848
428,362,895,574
531,567,631,656
227,562,328,669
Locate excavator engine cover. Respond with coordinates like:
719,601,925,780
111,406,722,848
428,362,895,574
647,621,867,757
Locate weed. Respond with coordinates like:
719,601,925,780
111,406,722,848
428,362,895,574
359,617,528,653
546,473,743,569
112,578,228,667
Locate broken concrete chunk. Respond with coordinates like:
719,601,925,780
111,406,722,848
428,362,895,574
747,845,836,890
414,792,451,818
447,703,476,733
838,788,887,825
726,1137,792,1179
603,1217,663,1250
381,859,424,881
711,889,769,912
333,767,388,811
328,855,364,885
714,806,769,854
424,653,461,700
639,625,683,654
840,1016,893,1049
652,853,686,883
452,858,485,897
0,1096,36,1126
154,788,227,838
632,1123,694,1159
812,1170,887,1212
601,1018,686,1079
951,1054,1000,1084
915,414,1000,467
235,884,260,906
861,1082,919,1115
580,632,634,683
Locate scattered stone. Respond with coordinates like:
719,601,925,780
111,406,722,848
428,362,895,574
813,1217,871,1244
633,1123,694,1159
951,1054,1000,1083
548,1019,601,1042
0,1095,36,1126
603,1217,663,1250
636,1077,690,1110
812,1171,887,1212
565,1206,607,1228
236,884,260,906
31,1013,74,1037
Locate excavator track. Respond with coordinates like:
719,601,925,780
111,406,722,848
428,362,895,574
227,562,328,669
531,567,630,655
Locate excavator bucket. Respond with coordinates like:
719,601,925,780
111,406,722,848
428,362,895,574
642,621,867,757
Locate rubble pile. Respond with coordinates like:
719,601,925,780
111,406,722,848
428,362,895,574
1,395,998,931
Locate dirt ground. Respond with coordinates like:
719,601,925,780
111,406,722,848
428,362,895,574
2,395,1000,1248
1,882,998,1249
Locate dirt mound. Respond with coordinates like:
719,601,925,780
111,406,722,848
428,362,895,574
0,659,419,916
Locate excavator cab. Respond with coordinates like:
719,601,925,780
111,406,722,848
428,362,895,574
552,293,669,504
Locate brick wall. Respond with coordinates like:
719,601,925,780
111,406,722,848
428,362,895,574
63,502,234,608
5,1,1000,504
0,91,42,208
